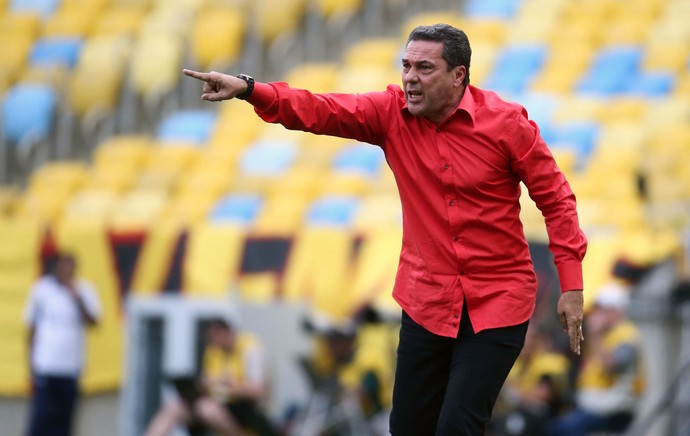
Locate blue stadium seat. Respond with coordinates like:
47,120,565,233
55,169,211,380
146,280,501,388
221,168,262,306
464,0,520,19
306,195,360,227
516,93,559,128
156,110,217,144
30,37,83,69
240,139,297,176
2,84,57,143
577,45,643,95
553,121,599,161
209,194,263,224
10,0,60,18
333,142,384,177
482,44,547,94
627,71,675,97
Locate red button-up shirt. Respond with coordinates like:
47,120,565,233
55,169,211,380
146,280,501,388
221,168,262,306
248,82,587,337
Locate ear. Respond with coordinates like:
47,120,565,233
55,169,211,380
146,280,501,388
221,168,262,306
454,66,466,87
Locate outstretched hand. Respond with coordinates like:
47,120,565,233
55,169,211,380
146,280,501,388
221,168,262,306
182,69,248,102
557,290,585,355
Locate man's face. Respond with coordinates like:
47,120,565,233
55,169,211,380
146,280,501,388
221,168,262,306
55,257,76,284
402,40,465,124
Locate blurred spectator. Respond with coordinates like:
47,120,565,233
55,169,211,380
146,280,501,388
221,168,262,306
24,253,101,436
145,318,276,436
492,324,569,436
547,282,644,435
292,312,394,435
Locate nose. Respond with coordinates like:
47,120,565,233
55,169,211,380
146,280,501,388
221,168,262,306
403,68,419,83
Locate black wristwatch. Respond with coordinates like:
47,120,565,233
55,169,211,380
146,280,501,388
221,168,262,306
235,74,255,100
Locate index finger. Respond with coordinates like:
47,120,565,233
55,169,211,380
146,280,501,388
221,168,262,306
183,69,210,82
569,322,582,355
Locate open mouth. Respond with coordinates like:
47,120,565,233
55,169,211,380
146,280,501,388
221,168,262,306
407,90,423,103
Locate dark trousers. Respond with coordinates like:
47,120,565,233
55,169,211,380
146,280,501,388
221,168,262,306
390,305,528,436
26,374,79,436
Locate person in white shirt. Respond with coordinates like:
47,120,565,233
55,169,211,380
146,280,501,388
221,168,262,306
24,253,101,436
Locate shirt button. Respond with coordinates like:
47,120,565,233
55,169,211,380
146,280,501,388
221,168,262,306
453,236,459,242
459,271,465,276
436,128,441,133
453,314,459,319
443,164,449,170
449,200,455,206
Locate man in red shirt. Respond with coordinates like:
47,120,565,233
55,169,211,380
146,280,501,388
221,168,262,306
184,23,587,435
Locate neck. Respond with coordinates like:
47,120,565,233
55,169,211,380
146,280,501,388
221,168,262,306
429,86,466,125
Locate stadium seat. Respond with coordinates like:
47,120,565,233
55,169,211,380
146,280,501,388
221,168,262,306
61,188,119,226
209,194,263,225
551,120,600,162
209,100,264,151
129,32,182,98
343,38,401,69
252,192,310,236
92,6,145,37
349,226,401,311
190,7,246,70
69,36,130,116
239,139,298,177
157,110,218,144
251,0,306,43
464,0,520,20
282,227,354,316
2,83,57,143
628,71,675,97
109,190,169,232
306,195,359,227
183,222,246,296
400,11,464,40
312,0,361,20
10,0,60,17
0,34,34,93
352,193,402,232
483,43,547,94
332,142,384,177
29,36,83,70
576,45,643,95
42,6,99,37
334,65,398,93
93,135,152,170
0,218,42,395
0,11,41,40
283,62,339,92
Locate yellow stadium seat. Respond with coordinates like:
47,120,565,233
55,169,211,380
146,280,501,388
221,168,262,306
60,0,111,12
92,6,145,37
69,36,130,116
400,11,464,39
129,32,183,98
643,41,690,72
252,192,310,237
109,190,169,232
313,0,361,20
28,161,89,197
642,97,690,127
334,65,398,93
352,194,401,232
61,189,120,226
552,96,601,123
0,186,18,216
164,191,220,227
146,143,201,172
190,7,246,70
282,227,355,318
93,135,153,170
283,62,339,93
318,173,371,197
89,164,138,193
129,220,181,295
0,12,41,40
183,223,246,296
42,7,99,37
349,227,401,313
0,218,42,395
596,98,647,124
601,17,649,45
251,0,306,43
343,38,401,69
0,34,33,93
209,100,264,150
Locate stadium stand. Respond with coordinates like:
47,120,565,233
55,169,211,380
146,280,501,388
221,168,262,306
1,0,690,434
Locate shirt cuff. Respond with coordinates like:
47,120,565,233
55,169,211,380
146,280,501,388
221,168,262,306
246,82,277,111
557,261,584,292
